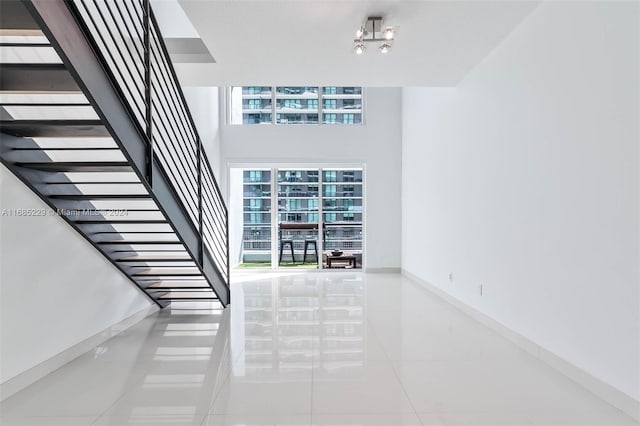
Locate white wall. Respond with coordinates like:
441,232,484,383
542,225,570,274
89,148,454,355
183,86,222,180
0,165,154,383
220,87,403,269
402,1,639,401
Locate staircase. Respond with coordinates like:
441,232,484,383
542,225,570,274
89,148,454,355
0,0,230,307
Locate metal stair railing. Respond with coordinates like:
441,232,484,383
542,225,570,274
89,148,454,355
0,0,229,306
69,0,229,286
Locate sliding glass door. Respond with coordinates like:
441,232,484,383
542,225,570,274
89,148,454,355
322,169,363,269
235,166,363,270
241,169,272,266
277,169,320,268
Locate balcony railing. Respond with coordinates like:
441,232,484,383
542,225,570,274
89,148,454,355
242,222,363,253
70,0,228,284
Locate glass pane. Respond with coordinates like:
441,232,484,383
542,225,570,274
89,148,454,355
275,87,318,124
277,169,320,267
228,86,363,125
230,86,272,125
322,169,363,269
242,169,272,266
322,87,363,125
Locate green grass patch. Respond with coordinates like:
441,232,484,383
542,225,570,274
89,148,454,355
236,262,318,269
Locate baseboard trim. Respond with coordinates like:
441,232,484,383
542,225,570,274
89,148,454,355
365,267,401,273
0,304,159,401
401,269,640,422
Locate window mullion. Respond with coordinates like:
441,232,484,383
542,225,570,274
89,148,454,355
319,86,323,125
271,86,276,125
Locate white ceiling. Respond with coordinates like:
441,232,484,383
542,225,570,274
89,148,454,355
167,0,540,87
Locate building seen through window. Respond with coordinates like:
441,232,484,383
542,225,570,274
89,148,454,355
231,87,363,125
239,168,363,268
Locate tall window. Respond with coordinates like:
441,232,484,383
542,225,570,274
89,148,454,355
240,168,363,266
231,86,363,125
243,169,272,261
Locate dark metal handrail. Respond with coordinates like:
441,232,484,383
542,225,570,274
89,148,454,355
69,0,229,285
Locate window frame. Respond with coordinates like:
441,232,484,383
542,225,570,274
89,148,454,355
229,86,365,126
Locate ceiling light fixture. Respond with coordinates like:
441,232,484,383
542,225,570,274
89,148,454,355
353,16,397,55
379,43,391,54
382,27,395,40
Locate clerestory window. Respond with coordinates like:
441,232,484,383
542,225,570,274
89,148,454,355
230,86,363,125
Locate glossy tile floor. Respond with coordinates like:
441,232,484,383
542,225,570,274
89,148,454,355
1,272,637,426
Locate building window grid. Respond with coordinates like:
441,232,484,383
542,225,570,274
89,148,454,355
247,99,262,109
242,168,364,263
233,87,363,125
324,113,337,124
324,99,337,109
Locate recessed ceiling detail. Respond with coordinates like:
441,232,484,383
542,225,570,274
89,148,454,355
164,38,216,64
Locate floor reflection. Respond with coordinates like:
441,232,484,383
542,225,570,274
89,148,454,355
0,302,231,425
231,273,365,380
3,272,637,426
95,303,231,424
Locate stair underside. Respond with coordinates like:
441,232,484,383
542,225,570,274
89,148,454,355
0,22,221,308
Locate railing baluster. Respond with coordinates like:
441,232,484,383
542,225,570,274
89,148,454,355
143,0,152,185
197,137,204,265
68,0,230,286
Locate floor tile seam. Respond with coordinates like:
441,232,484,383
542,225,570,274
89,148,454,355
93,414,208,426
417,412,534,426
310,409,421,414
200,413,313,426
310,293,319,426
89,316,186,424
363,316,393,364
168,308,234,417
198,348,234,416
389,366,427,426
88,370,151,425
199,413,207,426
0,415,100,420
417,409,538,424
205,368,233,416
208,408,313,416
365,317,425,425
